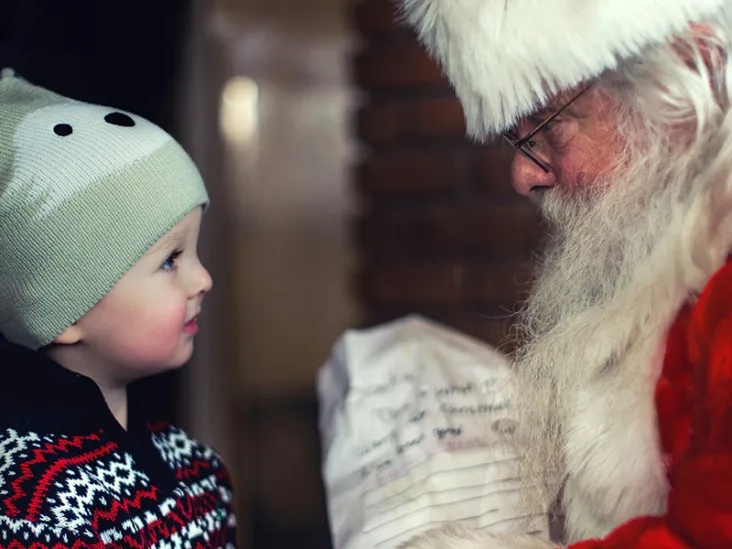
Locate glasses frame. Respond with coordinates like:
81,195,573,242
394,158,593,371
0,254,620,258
502,87,591,173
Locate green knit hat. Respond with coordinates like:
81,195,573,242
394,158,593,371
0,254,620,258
0,69,209,350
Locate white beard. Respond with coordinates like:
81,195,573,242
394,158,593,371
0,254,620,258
511,126,732,542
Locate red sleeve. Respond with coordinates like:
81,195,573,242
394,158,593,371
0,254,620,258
565,261,732,549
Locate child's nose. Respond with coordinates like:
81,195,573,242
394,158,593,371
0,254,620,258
192,261,213,296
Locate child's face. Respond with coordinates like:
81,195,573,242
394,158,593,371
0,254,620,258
63,207,212,383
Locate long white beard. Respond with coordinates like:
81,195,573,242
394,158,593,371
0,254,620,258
510,131,710,516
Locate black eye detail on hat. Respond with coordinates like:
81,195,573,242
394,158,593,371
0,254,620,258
104,112,135,127
53,123,73,137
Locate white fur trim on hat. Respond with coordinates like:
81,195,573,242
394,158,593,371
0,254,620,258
397,0,731,139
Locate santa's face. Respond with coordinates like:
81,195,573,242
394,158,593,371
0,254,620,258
509,87,625,209
507,81,705,335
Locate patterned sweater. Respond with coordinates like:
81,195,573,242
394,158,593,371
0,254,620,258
0,339,237,548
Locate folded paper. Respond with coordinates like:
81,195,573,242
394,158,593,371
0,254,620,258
317,315,549,549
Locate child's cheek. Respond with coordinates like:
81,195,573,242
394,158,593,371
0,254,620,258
127,302,189,365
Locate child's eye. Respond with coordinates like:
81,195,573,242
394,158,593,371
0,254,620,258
162,250,182,271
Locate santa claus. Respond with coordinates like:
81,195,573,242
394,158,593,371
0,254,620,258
396,1,732,548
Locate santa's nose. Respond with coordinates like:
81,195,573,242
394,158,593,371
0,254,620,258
510,152,556,196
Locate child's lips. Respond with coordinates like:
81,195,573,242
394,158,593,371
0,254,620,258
184,309,201,324
183,314,200,335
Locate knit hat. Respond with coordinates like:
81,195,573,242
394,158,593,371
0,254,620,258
397,0,732,139
0,69,209,350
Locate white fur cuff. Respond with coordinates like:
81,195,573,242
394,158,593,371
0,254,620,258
398,526,556,549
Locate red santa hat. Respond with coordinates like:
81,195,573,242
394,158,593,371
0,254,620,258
397,0,732,139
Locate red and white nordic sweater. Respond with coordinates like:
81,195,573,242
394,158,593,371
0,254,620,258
0,341,237,548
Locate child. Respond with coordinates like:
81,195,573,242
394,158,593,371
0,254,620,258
0,69,237,547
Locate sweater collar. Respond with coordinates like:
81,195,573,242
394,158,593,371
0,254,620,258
0,337,150,434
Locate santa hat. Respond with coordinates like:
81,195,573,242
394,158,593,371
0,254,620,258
397,0,732,139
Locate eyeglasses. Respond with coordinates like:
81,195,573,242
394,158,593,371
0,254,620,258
502,87,590,173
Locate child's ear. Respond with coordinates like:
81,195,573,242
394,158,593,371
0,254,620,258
54,325,83,345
